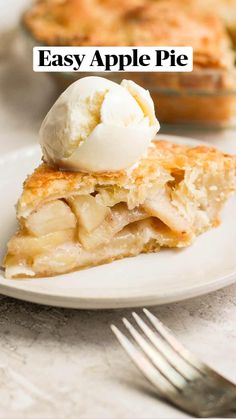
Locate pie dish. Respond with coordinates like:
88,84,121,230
22,0,236,126
4,139,236,279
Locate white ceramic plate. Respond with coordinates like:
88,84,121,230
1,135,236,309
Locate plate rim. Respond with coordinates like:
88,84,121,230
0,268,236,309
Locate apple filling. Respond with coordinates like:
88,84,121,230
5,187,194,277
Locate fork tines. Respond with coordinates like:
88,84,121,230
111,309,236,418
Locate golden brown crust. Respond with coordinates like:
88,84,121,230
23,0,234,69
17,139,236,218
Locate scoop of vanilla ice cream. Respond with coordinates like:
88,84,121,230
40,76,160,172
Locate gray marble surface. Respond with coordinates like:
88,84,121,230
0,286,236,419
1,2,236,418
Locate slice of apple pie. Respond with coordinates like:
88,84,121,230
3,139,236,278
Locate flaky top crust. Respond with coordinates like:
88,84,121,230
17,139,236,219
23,0,234,69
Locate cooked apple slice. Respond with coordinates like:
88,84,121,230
67,194,111,232
142,187,191,234
33,244,81,276
78,223,112,250
78,203,147,250
7,229,75,257
25,200,77,237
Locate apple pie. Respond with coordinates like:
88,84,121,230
3,139,236,278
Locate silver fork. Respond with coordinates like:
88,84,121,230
111,309,236,418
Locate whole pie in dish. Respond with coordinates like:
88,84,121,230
22,0,236,126
4,140,236,278
23,0,234,70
